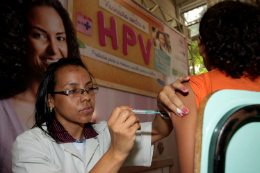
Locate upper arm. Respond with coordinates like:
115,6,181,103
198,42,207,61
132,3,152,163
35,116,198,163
171,81,198,173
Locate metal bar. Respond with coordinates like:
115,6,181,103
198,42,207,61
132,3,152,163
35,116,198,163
188,45,195,75
150,4,158,12
141,0,148,8
159,6,167,22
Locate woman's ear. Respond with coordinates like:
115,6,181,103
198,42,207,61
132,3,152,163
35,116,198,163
197,38,214,71
197,37,202,45
197,38,206,58
48,94,54,108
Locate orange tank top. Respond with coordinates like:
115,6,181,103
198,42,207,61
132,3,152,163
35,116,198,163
189,69,260,109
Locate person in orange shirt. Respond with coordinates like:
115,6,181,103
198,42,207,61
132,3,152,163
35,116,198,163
157,1,260,173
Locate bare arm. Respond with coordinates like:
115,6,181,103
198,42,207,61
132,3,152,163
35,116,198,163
151,113,173,144
172,81,197,173
152,76,193,144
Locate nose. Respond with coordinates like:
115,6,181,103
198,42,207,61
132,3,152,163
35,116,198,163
46,37,59,55
80,90,91,102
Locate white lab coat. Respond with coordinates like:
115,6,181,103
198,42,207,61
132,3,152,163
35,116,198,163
12,121,154,173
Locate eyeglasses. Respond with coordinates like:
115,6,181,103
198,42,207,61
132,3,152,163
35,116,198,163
52,85,99,97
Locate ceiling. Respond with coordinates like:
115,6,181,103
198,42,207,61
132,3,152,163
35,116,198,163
174,0,206,13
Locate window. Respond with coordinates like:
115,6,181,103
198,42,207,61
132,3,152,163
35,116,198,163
182,5,207,38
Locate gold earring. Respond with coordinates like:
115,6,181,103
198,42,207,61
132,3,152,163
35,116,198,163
50,107,53,113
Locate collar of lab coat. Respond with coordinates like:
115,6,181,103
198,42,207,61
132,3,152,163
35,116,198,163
40,121,108,165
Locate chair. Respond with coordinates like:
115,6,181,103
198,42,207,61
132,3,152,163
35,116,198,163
194,90,260,173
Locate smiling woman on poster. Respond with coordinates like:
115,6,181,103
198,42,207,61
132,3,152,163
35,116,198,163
0,0,79,172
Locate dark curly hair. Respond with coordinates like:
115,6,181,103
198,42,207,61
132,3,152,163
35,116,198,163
199,1,260,78
0,0,79,99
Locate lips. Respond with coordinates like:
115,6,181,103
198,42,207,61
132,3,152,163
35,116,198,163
80,106,94,114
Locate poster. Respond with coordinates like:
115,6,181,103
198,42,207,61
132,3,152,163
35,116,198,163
71,0,188,97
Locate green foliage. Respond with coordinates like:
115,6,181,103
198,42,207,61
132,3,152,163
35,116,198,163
185,5,208,75
188,41,208,75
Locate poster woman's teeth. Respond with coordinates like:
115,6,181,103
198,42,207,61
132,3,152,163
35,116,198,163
47,59,58,63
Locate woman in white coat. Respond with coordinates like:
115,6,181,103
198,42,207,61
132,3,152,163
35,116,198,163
12,58,173,173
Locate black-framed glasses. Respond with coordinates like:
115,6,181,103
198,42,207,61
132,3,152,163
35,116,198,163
52,85,99,97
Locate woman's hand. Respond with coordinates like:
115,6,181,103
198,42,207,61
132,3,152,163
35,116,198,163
157,76,190,117
90,106,140,173
107,106,141,160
